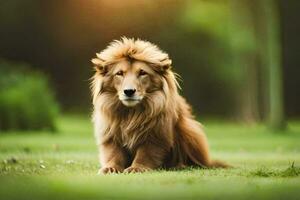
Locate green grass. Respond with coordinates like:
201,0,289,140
0,115,300,200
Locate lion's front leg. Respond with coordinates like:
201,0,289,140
98,141,128,174
124,143,168,173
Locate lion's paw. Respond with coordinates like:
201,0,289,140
98,167,122,174
124,166,151,173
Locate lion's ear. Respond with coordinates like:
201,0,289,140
159,58,172,72
91,58,107,75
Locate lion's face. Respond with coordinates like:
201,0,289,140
91,38,175,110
110,60,162,107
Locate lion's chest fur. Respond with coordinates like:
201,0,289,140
94,111,149,149
94,109,174,151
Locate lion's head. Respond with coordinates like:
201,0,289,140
91,37,179,115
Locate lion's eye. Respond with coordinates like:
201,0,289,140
116,71,123,76
139,70,147,76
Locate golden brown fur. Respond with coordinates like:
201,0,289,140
91,37,228,174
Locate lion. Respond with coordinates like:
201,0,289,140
91,37,228,174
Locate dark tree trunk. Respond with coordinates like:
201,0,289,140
260,0,286,130
229,0,260,123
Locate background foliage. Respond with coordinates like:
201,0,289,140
0,60,58,131
0,0,298,122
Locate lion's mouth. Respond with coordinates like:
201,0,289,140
120,97,142,107
124,98,139,102
120,96,142,101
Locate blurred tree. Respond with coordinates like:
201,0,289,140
260,0,286,129
178,0,240,117
229,0,260,123
230,0,286,129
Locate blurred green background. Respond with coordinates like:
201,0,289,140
0,0,299,129
0,1,300,199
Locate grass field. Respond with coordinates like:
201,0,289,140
0,115,300,200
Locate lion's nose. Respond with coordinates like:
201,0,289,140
124,89,136,97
